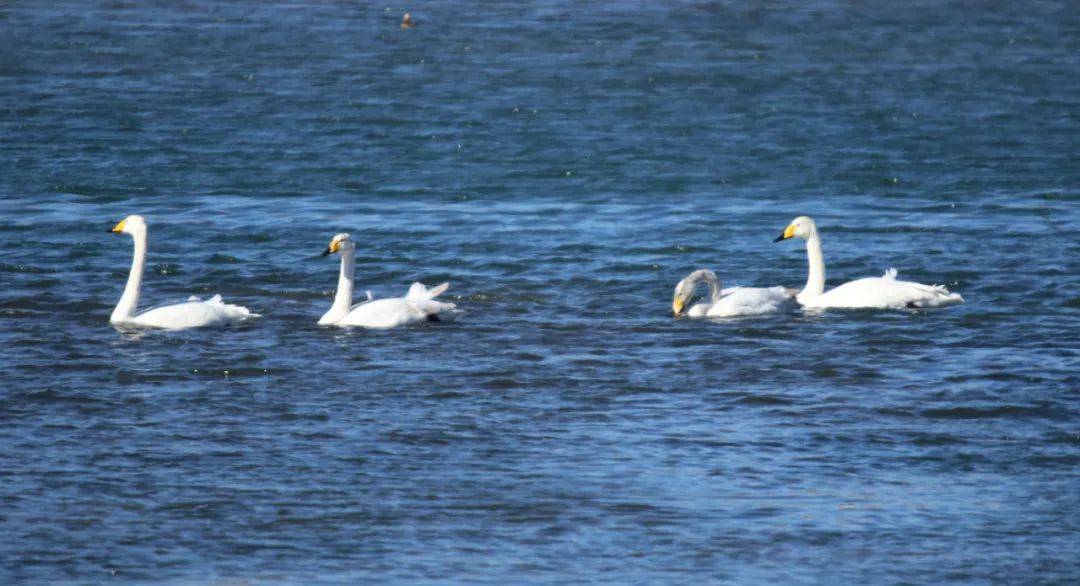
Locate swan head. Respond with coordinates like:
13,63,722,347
672,269,718,316
773,215,818,242
322,233,356,256
672,278,692,316
110,214,147,236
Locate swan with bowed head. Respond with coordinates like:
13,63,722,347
672,269,795,318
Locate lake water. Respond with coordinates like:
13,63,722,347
2,1,1078,584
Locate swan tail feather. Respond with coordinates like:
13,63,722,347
884,268,964,308
426,281,450,298
909,288,964,308
900,280,964,308
203,294,258,318
406,281,450,302
416,299,456,313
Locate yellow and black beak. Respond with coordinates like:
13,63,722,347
672,297,685,316
773,224,796,242
322,240,341,257
109,219,127,234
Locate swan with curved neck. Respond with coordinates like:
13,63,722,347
109,215,256,329
774,215,963,309
672,268,793,318
319,233,457,328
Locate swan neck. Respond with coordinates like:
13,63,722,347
702,272,722,304
800,234,826,301
322,248,356,323
112,231,146,322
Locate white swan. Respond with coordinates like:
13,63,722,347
109,215,256,329
672,269,794,318
773,216,964,309
318,233,457,328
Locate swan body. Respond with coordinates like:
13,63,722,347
318,233,457,328
673,269,794,318
109,215,256,330
774,216,964,310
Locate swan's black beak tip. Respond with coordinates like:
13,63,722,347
321,248,332,257
772,234,786,243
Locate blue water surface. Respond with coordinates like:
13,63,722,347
2,1,1078,584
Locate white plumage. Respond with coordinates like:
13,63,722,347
109,215,256,330
673,268,795,318
318,233,457,328
774,216,963,310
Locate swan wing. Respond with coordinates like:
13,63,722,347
809,269,963,309
338,294,458,329
338,298,425,328
202,294,260,320
128,295,256,330
706,286,794,317
686,301,712,317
